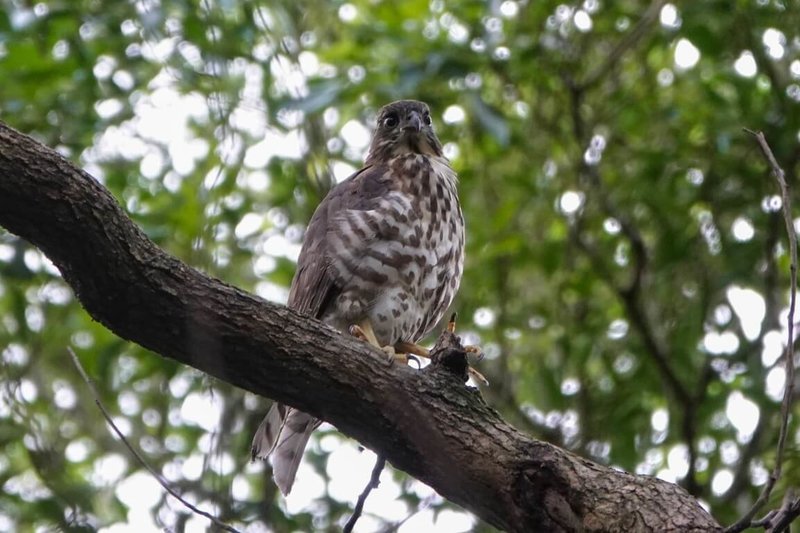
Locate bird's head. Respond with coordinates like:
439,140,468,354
366,100,444,164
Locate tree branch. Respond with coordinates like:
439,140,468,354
726,130,799,533
0,121,722,532
67,348,241,533
343,454,386,533
578,0,667,91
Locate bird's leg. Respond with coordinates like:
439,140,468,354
394,341,429,358
389,341,424,368
349,319,404,364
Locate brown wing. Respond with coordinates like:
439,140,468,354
254,162,394,494
287,164,392,317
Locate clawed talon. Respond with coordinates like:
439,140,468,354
387,351,421,368
350,322,396,365
350,316,487,384
465,345,484,363
468,367,489,386
406,354,421,368
383,345,398,364
348,324,380,342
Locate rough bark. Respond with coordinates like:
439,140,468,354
0,121,722,532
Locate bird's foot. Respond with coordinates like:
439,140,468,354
349,323,379,346
387,341,422,367
467,366,489,386
382,345,401,365
390,351,422,368
393,315,488,384
349,323,411,365
348,316,486,383
465,345,485,364
394,341,430,358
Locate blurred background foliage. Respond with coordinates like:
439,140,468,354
1,0,800,531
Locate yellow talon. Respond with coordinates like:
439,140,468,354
352,316,486,384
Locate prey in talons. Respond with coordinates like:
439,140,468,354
391,313,488,385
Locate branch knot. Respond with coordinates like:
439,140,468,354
428,329,469,383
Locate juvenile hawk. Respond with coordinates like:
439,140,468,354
251,100,465,495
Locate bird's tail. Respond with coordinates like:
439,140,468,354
251,403,319,496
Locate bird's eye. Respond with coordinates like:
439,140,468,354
383,114,399,128
423,113,432,126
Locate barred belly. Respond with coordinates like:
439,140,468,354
324,154,464,347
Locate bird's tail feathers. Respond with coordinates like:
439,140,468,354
251,403,319,496
251,402,289,461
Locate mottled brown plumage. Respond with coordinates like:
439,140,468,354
251,100,465,495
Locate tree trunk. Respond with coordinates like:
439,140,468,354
0,121,722,532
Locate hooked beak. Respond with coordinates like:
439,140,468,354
403,111,423,133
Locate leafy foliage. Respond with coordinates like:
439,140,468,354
1,0,799,530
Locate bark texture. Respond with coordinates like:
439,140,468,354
0,121,722,532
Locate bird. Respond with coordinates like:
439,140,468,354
250,100,465,496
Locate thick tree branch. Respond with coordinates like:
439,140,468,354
0,121,721,532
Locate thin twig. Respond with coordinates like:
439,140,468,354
723,211,783,504
67,347,241,533
763,490,800,532
380,492,439,533
343,454,387,533
726,130,798,533
751,488,800,532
